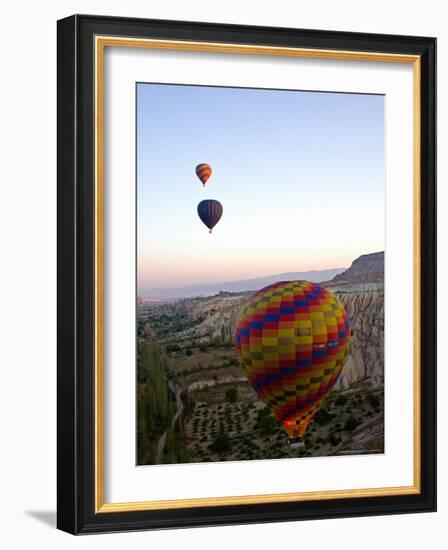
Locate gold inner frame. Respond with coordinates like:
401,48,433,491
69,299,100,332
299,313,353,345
94,36,421,513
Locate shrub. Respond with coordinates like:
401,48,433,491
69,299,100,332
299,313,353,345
328,433,341,446
366,393,381,409
344,416,362,431
166,344,180,353
335,394,349,407
314,408,334,425
209,431,231,453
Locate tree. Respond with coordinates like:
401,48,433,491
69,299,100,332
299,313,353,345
335,394,349,407
166,343,180,353
314,407,334,425
209,427,231,453
344,416,362,431
137,341,175,464
137,385,156,464
366,393,380,409
255,408,279,436
328,433,341,446
225,387,238,403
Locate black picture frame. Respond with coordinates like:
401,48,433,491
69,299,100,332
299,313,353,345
57,14,436,535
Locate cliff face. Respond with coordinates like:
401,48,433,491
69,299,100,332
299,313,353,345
325,252,384,388
331,251,384,285
334,289,384,389
166,293,248,343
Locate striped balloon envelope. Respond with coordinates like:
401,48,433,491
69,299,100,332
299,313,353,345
234,281,351,446
195,163,212,186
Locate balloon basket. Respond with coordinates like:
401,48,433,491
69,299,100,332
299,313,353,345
288,436,305,449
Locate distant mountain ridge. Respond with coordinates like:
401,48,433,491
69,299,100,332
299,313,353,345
142,267,346,300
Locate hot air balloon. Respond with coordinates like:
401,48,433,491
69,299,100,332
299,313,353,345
197,200,223,233
234,281,351,447
195,163,212,186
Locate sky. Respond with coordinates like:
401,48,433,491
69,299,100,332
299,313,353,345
137,83,384,293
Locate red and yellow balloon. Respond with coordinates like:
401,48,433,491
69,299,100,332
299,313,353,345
234,281,351,446
195,163,212,186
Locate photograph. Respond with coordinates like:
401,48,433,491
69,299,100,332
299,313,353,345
136,82,385,466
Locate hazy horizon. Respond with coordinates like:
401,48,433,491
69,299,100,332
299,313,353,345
139,269,348,303
140,265,347,292
137,84,385,293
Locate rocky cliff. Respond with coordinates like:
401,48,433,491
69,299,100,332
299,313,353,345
324,252,384,388
331,251,384,285
334,288,384,389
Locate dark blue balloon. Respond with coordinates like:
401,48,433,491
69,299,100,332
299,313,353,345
197,200,223,233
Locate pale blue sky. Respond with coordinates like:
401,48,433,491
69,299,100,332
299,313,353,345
137,83,384,292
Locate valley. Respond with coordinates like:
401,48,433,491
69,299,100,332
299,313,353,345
137,252,385,465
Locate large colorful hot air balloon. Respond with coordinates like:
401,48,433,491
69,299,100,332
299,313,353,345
197,199,223,233
195,163,212,186
234,281,350,447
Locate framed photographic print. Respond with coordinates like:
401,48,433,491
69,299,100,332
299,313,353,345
57,15,436,534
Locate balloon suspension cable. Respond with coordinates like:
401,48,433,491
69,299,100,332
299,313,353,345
284,416,314,449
